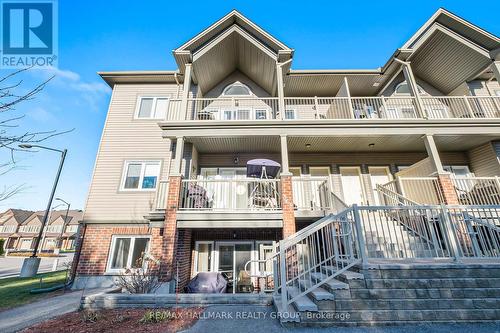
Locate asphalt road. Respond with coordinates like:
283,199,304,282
0,253,74,278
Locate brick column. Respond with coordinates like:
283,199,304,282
281,175,296,238
158,175,182,281
174,229,192,292
437,173,459,205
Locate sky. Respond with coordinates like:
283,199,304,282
0,0,499,211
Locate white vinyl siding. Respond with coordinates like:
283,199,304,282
84,83,188,222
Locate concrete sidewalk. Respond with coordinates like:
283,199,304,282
184,305,500,333
0,288,102,333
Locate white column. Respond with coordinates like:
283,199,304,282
280,135,291,175
492,61,500,84
402,63,426,118
172,136,185,176
423,134,445,174
276,63,285,120
180,64,192,119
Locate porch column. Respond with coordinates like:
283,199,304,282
423,135,459,204
492,61,500,84
280,135,295,237
276,63,286,119
158,136,185,283
401,62,426,118
180,64,192,120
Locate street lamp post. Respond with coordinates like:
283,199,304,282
18,144,68,277
55,197,70,253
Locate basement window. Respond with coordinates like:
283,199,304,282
107,236,151,271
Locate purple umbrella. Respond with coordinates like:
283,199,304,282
246,159,281,178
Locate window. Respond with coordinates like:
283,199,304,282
107,236,150,271
135,97,169,119
222,82,252,96
121,161,160,190
254,109,268,120
495,90,500,97
284,109,297,120
394,82,425,95
443,165,473,177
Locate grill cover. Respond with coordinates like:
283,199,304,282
185,272,228,293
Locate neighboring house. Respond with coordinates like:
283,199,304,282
75,7,500,301
42,210,83,251
11,209,83,252
0,209,33,249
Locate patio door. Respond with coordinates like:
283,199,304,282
219,168,247,209
340,167,365,205
216,242,253,293
368,166,392,205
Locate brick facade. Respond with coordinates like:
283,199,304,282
281,175,296,237
437,173,459,205
158,175,182,281
77,225,150,275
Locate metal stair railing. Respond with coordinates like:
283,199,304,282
277,208,362,311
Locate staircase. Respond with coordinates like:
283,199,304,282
270,201,500,326
276,264,500,326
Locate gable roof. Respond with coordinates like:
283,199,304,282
99,8,498,96
0,209,34,225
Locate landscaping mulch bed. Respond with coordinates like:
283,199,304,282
21,307,205,333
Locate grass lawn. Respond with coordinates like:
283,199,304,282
0,270,68,310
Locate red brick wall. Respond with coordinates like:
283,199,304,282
438,174,459,205
159,175,182,281
281,175,296,237
174,228,192,292
77,225,150,275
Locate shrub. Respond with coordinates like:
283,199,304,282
115,253,162,294
0,239,4,256
81,310,101,323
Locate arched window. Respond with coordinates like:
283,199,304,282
222,82,252,96
394,82,426,95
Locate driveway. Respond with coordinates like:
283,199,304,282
184,305,500,333
0,253,74,278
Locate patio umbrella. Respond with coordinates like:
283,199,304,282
246,159,281,179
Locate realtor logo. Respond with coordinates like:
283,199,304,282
1,0,58,68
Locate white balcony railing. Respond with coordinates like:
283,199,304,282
452,176,500,205
0,225,16,233
179,179,281,211
19,225,41,233
164,96,500,121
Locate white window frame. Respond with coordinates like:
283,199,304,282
193,241,215,275
134,96,170,119
254,108,271,120
120,160,161,191
394,82,426,96
222,82,252,96
106,235,151,273
284,108,297,120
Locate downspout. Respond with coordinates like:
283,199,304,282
174,72,181,99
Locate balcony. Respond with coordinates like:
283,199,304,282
165,96,500,122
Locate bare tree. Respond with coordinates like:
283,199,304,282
0,66,71,201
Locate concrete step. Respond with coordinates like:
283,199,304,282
360,267,500,279
364,277,500,289
334,297,500,311
297,280,335,301
272,295,300,323
287,286,318,312
350,287,500,299
310,272,350,292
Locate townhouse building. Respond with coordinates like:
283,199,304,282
75,9,500,321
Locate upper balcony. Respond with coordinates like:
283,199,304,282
164,95,500,123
